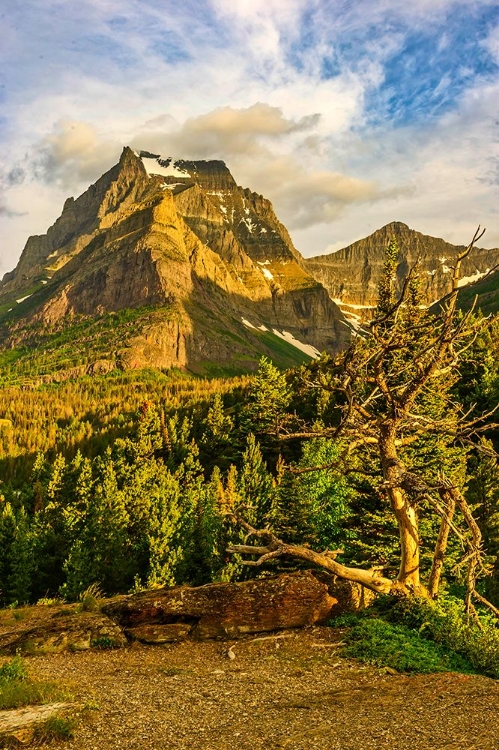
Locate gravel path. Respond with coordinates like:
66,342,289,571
16,627,499,750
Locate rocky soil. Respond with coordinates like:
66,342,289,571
2,626,499,750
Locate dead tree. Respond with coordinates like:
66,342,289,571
229,227,499,613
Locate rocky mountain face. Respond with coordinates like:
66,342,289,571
0,149,349,375
304,222,498,327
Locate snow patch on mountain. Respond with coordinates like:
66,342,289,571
141,156,190,178
457,269,490,287
272,329,320,359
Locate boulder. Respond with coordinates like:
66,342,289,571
0,610,127,655
103,571,362,641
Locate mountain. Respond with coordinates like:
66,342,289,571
453,267,499,316
0,148,349,379
304,222,499,327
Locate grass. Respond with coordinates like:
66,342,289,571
79,583,103,613
0,656,70,710
36,715,77,741
337,616,474,674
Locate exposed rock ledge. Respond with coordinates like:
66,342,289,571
0,572,369,654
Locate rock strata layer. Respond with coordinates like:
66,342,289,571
304,221,499,324
0,149,349,372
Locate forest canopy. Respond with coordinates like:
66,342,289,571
0,232,499,616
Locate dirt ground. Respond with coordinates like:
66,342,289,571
3,626,499,750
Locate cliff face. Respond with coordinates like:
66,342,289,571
0,149,349,374
304,222,499,324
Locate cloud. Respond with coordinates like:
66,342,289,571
0,0,498,277
0,200,26,219
128,103,388,229
33,120,122,188
130,103,320,158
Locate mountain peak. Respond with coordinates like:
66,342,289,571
0,151,349,375
304,223,498,319
380,221,410,232
132,150,236,192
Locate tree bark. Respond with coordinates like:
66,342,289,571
428,489,456,598
227,520,411,597
379,425,423,593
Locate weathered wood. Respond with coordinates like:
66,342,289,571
0,702,78,742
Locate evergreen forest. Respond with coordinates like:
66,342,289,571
1,241,499,613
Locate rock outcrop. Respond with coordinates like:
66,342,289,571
0,610,127,655
102,571,366,642
0,573,368,654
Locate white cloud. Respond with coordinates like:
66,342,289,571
0,0,497,277
34,120,122,187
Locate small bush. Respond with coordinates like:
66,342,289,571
340,617,474,674
0,656,69,710
36,596,64,606
36,715,76,741
80,583,103,612
387,596,499,679
0,656,28,684
90,636,116,649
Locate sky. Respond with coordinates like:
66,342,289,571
1,0,498,277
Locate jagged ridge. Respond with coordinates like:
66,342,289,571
0,149,349,377
304,221,499,325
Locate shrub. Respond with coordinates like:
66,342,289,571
339,617,474,674
387,596,499,679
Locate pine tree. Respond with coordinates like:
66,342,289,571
241,357,292,450
8,506,34,605
238,434,273,528
0,501,16,606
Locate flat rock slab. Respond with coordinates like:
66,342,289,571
0,610,127,655
103,571,363,640
0,701,78,742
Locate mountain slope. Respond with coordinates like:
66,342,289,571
0,149,349,379
304,222,499,325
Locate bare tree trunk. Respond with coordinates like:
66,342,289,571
379,426,423,593
428,489,456,598
227,518,412,597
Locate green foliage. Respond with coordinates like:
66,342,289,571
36,715,76,741
387,596,499,679
238,434,273,528
90,636,117,649
0,656,28,684
242,357,292,440
340,616,474,674
0,656,67,710
376,237,399,315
